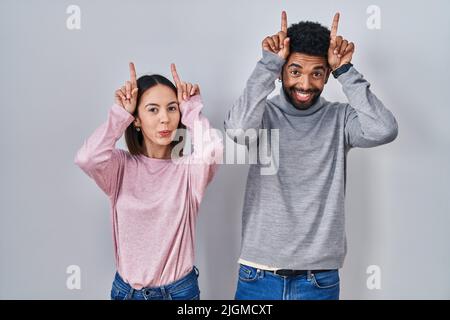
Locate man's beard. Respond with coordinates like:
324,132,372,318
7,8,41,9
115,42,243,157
282,85,322,110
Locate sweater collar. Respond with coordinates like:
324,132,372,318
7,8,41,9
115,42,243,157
271,87,326,116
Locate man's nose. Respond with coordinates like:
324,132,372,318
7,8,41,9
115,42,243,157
298,75,312,90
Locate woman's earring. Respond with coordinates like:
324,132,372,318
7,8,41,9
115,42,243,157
278,79,282,82
136,127,141,132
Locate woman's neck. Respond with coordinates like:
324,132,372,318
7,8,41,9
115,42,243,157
143,143,173,160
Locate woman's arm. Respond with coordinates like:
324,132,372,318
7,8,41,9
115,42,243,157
74,104,134,196
74,63,138,197
180,95,223,203
171,64,223,203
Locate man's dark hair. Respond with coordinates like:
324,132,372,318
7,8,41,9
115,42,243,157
287,21,331,59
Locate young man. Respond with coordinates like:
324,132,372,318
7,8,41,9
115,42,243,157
225,12,398,300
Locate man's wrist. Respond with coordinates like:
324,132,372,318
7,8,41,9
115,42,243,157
332,62,353,78
260,49,285,73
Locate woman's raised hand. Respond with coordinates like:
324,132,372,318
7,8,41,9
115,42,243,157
170,63,200,103
115,62,139,114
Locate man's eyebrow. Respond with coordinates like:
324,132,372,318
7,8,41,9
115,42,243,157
287,63,326,71
287,63,302,68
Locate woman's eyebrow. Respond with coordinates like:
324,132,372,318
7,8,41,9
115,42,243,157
145,101,178,108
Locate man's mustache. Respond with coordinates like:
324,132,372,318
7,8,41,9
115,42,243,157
291,88,320,94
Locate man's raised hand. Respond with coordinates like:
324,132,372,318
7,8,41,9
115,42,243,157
262,11,290,59
328,13,355,71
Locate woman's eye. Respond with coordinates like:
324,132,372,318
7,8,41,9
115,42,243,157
148,107,158,113
168,106,177,112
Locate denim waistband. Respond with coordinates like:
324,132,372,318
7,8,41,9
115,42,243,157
113,266,199,297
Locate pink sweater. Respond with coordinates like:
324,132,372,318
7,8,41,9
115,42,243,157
74,95,223,289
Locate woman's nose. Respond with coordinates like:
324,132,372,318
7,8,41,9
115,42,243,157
159,111,169,123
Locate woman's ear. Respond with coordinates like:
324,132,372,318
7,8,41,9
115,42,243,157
134,117,141,127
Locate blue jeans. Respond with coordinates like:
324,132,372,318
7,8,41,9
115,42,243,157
235,264,340,300
111,266,200,300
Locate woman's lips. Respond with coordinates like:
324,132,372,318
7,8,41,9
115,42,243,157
158,130,172,137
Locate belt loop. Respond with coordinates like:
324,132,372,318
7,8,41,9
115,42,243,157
307,270,312,281
161,286,170,300
125,288,135,300
193,266,199,277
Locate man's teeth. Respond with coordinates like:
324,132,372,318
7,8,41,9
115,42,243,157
295,90,311,100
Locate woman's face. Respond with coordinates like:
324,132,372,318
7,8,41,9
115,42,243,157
134,84,181,147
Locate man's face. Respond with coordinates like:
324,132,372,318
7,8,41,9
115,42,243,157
281,52,331,110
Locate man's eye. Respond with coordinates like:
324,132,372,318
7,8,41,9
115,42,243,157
313,72,323,78
290,70,300,76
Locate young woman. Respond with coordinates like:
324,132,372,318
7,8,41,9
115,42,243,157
74,62,223,300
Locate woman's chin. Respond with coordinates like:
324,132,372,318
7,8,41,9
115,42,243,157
154,138,173,146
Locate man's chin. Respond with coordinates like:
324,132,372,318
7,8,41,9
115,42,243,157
293,101,314,110
291,95,320,110
282,86,322,110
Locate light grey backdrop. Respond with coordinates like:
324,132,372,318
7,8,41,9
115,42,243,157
1,0,449,299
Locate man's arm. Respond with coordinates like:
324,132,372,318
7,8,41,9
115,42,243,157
224,11,289,145
339,66,398,148
327,13,398,148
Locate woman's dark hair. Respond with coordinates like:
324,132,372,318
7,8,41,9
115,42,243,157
124,74,186,156
287,21,331,59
